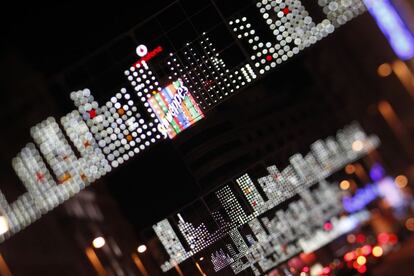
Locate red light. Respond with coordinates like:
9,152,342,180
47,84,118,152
356,234,366,243
88,109,96,119
266,55,272,61
322,267,331,275
324,222,333,231
361,245,372,256
377,233,389,244
357,265,367,274
282,7,290,15
344,252,356,262
389,234,398,244
302,266,309,273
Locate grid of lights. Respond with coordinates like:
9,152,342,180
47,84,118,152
70,88,161,168
1,1,369,243
229,0,366,75
152,123,380,272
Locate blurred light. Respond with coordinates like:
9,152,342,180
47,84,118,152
377,233,389,244
357,265,367,274
92,237,106,249
199,257,204,261
352,140,364,152
389,233,398,244
345,164,356,174
369,163,385,181
372,246,383,257
356,256,366,266
395,175,408,188
364,0,414,60
406,218,414,231
347,234,356,243
302,266,309,273
377,63,392,77
344,252,356,262
340,180,351,190
137,244,147,253
356,234,366,243
0,217,9,235
323,221,333,231
361,245,372,256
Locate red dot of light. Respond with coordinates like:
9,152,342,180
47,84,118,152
377,233,389,244
282,7,290,15
324,222,333,231
88,109,97,119
356,234,366,243
357,265,367,274
266,55,272,61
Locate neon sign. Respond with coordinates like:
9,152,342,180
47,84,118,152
148,79,204,138
134,45,163,67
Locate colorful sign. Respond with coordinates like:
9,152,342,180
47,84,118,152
148,79,204,139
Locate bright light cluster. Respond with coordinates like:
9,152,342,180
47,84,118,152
318,0,366,27
70,88,161,168
152,123,380,272
230,0,336,74
166,34,257,110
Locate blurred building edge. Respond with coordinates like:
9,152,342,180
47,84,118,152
0,182,151,276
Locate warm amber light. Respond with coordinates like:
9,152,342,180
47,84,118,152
405,217,414,231
92,237,106,249
356,255,366,266
395,175,408,188
345,164,356,174
352,140,363,152
340,180,351,190
377,63,392,77
372,246,383,257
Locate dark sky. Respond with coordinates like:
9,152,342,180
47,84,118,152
2,2,173,75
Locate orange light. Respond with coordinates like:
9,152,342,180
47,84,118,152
377,63,392,77
345,164,356,174
356,256,366,266
372,246,383,257
344,252,356,262
405,217,414,231
395,175,408,188
340,180,351,190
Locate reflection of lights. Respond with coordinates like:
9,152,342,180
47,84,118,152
356,256,366,266
340,180,350,190
0,217,9,235
345,164,356,174
406,218,414,231
352,140,364,152
372,246,383,257
377,63,392,77
395,175,408,188
137,245,147,253
92,237,106,249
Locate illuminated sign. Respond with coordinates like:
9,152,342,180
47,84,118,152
1,0,373,246
134,45,163,67
148,79,204,138
364,0,414,60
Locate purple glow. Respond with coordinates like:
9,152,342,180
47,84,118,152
364,0,414,60
370,163,385,182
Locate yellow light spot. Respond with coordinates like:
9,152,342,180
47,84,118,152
377,63,392,77
340,180,351,190
356,256,366,266
372,246,383,257
395,175,408,188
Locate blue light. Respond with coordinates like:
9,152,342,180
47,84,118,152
364,0,414,60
